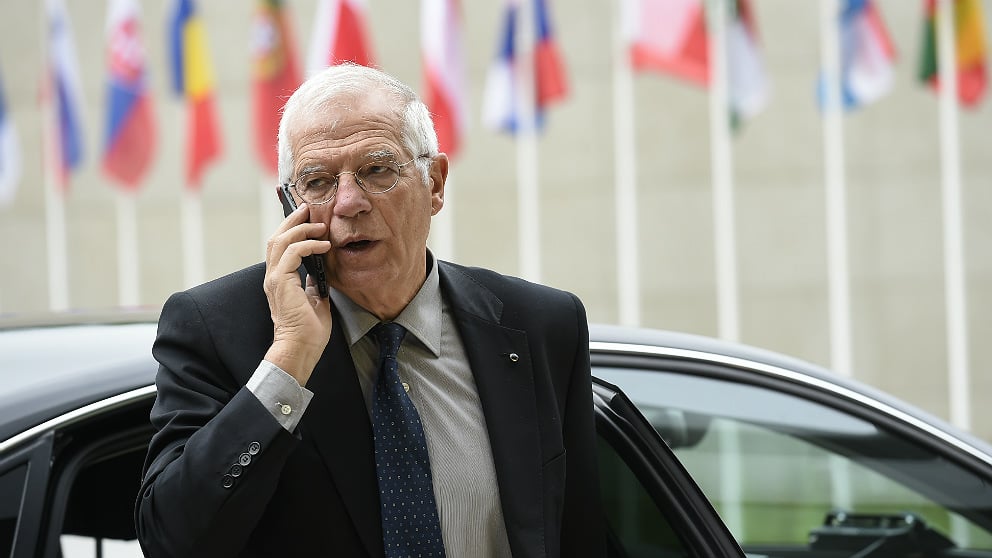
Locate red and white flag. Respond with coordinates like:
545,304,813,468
421,0,467,157
252,0,301,174
307,0,375,74
624,0,709,85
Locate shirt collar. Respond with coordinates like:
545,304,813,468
329,251,442,357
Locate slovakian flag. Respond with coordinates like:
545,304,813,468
103,0,156,191
307,0,376,75
919,0,988,108
624,0,709,86
482,0,569,133
252,0,301,175
169,0,222,190
819,0,896,110
0,66,21,207
421,0,468,157
46,0,86,190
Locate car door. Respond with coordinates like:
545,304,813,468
593,343,992,557
593,377,746,557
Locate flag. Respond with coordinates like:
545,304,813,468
252,0,301,174
307,0,376,75
919,0,988,107
0,67,21,207
46,0,86,189
624,0,709,85
169,0,222,189
727,0,769,122
482,0,569,133
103,0,156,190
421,0,468,157
819,0,897,110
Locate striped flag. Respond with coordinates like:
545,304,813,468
482,0,569,133
421,0,467,157
919,0,987,107
820,0,897,110
624,0,709,85
307,0,376,74
0,66,20,207
103,0,156,190
727,0,769,122
169,0,222,190
252,0,301,174
46,0,86,190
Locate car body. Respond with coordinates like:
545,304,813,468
1,317,991,557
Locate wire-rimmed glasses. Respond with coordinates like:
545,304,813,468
284,156,427,206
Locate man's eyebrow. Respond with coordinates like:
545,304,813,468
296,165,328,177
365,149,397,160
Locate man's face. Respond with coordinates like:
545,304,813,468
286,90,445,316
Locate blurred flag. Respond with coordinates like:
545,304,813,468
482,0,569,133
0,67,21,207
252,0,301,174
624,0,709,85
307,0,375,74
727,0,769,123
103,0,156,190
46,0,86,190
819,0,896,110
919,0,987,107
422,0,467,157
169,0,222,189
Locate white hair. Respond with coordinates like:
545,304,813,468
276,64,438,185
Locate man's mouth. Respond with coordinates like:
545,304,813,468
341,239,375,250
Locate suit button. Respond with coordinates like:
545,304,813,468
221,475,235,489
239,453,252,466
229,464,243,477
280,404,293,415
248,441,261,455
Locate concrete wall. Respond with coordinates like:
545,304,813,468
0,1,990,440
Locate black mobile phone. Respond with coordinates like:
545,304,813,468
278,184,329,298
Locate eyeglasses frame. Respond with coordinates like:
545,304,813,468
283,154,431,207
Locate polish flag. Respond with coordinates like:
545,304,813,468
421,0,467,157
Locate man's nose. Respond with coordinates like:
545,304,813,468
332,173,372,217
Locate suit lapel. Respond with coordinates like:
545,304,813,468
439,263,545,557
299,307,382,557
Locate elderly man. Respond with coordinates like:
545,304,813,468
136,64,605,558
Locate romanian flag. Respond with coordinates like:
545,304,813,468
0,66,21,207
307,0,376,74
46,0,86,190
252,0,301,175
103,0,156,190
169,0,222,190
625,0,709,85
422,0,468,157
482,0,569,133
919,0,988,108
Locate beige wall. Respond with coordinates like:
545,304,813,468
1,1,990,440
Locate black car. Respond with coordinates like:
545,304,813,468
2,316,991,557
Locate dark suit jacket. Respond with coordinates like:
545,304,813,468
136,261,605,557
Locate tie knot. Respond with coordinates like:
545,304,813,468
372,322,407,361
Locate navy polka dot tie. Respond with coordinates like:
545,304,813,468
371,322,446,557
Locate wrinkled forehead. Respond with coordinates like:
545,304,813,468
290,88,404,138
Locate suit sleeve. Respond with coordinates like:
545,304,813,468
135,291,299,558
559,292,607,557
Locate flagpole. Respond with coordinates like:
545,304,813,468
706,0,739,343
819,0,853,380
935,0,970,432
612,0,640,327
116,192,141,306
430,172,455,261
182,186,206,288
516,0,541,283
40,2,70,313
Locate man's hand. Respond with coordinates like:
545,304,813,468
263,203,333,386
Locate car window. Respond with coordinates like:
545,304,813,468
597,366,992,556
0,464,28,555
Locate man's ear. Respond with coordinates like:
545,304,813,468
428,153,449,216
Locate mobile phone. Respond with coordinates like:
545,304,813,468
278,184,329,298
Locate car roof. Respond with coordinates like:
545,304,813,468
0,316,159,444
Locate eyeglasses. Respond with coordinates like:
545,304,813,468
284,156,428,206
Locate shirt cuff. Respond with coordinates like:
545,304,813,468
246,360,314,432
